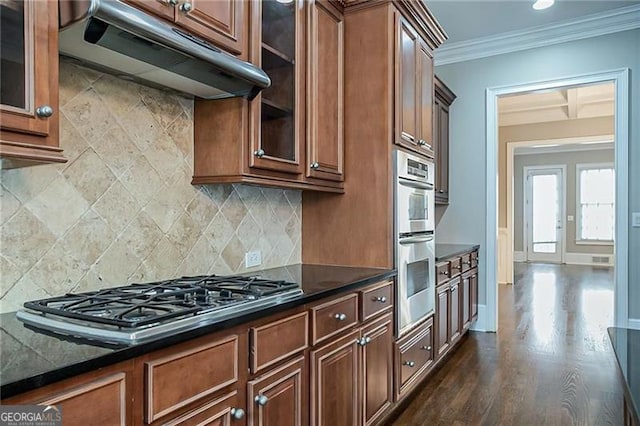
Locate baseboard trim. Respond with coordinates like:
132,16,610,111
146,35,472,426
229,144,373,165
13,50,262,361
513,251,525,262
628,318,640,330
470,304,491,332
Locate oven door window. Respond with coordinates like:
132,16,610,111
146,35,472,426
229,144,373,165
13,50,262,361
408,190,427,222
406,258,430,296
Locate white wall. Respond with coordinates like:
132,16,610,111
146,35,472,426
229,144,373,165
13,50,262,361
434,29,640,316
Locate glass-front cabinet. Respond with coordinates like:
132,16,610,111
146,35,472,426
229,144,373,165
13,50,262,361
0,0,63,167
249,0,304,175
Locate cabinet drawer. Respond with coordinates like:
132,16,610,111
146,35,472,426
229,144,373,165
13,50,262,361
461,253,472,273
436,262,450,286
250,312,309,374
163,390,239,426
471,250,478,268
310,293,359,345
145,335,238,423
395,317,434,399
360,281,393,322
450,257,462,277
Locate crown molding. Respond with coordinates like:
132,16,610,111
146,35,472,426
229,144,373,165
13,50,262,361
434,4,640,66
514,142,614,156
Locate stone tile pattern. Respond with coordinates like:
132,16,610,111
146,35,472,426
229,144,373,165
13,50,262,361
0,62,301,313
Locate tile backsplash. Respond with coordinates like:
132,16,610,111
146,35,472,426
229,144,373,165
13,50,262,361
0,61,301,313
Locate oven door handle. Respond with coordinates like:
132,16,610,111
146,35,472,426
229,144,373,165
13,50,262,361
399,235,434,245
398,177,434,191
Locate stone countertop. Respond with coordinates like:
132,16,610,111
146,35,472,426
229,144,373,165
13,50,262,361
608,327,640,425
435,244,480,262
0,263,396,398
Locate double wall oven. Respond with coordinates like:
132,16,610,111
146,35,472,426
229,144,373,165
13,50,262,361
395,150,435,336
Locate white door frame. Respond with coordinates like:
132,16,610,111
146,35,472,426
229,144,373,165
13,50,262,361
485,68,629,332
523,165,566,263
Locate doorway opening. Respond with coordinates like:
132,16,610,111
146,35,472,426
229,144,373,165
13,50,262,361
484,69,629,332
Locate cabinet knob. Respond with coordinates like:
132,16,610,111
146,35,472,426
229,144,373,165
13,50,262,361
418,139,427,146
167,0,178,5
180,2,192,12
334,313,347,321
421,345,432,351
463,261,471,265
438,190,445,193
254,148,265,158
255,394,269,406
310,162,320,169
230,408,245,420
358,336,372,346
374,296,387,303
403,360,416,367
439,271,449,276
35,105,54,118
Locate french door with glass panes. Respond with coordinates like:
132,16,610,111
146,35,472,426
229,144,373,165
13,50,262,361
525,166,565,263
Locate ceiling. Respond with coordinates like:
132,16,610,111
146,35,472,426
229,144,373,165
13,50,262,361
426,0,640,44
498,82,614,126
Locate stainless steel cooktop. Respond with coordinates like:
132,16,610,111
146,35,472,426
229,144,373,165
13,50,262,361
17,275,302,345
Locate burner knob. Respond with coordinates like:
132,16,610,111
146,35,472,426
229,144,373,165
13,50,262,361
230,408,245,420
255,394,269,406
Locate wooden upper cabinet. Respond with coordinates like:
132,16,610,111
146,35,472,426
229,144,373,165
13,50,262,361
249,0,305,175
306,0,344,182
124,0,246,56
418,41,434,155
175,0,246,55
396,17,418,149
395,14,433,158
0,0,64,167
434,76,456,204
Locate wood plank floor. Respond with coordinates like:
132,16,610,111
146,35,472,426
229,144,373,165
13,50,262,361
392,263,623,425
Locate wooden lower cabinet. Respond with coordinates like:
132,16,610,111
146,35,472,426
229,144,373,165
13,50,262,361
362,315,393,425
311,329,360,426
449,277,461,344
3,362,133,425
470,267,479,321
248,357,306,426
394,317,434,400
436,283,450,358
163,391,242,426
461,271,471,331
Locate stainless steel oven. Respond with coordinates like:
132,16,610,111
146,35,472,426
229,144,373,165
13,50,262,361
395,150,435,336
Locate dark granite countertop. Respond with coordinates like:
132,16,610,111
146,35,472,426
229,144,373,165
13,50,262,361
608,327,640,424
0,263,395,398
435,244,480,262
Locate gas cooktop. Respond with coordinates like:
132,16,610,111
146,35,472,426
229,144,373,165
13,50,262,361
16,275,302,345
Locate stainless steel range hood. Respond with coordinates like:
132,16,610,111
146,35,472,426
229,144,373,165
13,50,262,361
59,0,271,100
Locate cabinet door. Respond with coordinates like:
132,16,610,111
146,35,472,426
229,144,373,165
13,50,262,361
417,41,434,156
395,16,419,151
250,0,304,175
0,0,64,165
361,315,393,426
435,100,449,203
436,284,450,358
122,0,176,21
470,268,479,321
311,329,360,426
163,391,241,426
248,357,305,426
306,0,344,182
175,0,245,55
449,277,461,343
461,273,471,331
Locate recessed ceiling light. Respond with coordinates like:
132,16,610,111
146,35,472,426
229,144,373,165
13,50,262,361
276,0,294,3
532,0,554,10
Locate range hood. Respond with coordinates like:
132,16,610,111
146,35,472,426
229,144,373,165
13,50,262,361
58,0,271,100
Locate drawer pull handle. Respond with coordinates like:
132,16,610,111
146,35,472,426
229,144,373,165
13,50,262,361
334,313,347,321
463,261,471,265
421,345,432,351
230,408,245,420
403,360,416,367
439,271,449,276
358,336,372,346
374,296,387,303
255,394,269,406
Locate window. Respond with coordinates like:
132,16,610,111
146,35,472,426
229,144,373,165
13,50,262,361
577,164,614,242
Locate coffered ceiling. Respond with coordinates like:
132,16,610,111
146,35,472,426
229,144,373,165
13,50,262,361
498,82,614,127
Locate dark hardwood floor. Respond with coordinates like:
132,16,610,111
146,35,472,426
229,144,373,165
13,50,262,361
392,263,622,425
